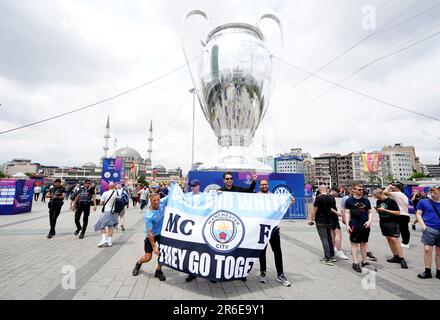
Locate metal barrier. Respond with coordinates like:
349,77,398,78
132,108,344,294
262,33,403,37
283,197,311,220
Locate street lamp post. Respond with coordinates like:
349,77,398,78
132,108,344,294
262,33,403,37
377,175,384,188
189,88,196,169
323,172,332,188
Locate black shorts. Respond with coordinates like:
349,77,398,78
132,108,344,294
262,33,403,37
349,224,370,244
144,235,161,253
331,218,341,230
380,221,400,238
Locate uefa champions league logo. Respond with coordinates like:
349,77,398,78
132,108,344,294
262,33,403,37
202,210,245,253
22,185,29,195
272,185,292,195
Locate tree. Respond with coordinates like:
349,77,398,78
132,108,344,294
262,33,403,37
137,175,147,186
0,171,7,178
25,172,33,177
409,172,428,180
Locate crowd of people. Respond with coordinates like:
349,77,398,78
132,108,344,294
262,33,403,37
308,182,440,280
40,176,440,285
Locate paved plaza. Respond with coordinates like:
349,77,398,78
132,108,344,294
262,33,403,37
0,198,439,300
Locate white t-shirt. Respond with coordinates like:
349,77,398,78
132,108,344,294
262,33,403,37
34,186,41,193
140,189,149,200
101,189,117,212
389,192,410,216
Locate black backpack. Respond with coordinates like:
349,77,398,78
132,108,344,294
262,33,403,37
113,190,127,214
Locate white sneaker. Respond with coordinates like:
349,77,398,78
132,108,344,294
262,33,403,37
400,243,410,249
97,239,108,247
337,251,349,260
107,241,113,247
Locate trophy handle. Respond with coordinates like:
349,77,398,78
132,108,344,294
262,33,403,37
181,10,210,84
181,10,210,120
257,13,285,57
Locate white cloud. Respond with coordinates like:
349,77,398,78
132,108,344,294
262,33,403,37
0,0,439,173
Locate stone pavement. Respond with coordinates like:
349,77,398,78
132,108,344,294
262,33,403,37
0,198,439,300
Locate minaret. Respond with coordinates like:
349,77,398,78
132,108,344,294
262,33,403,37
147,120,153,168
103,116,110,158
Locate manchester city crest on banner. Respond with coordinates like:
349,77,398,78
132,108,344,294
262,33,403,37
202,210,245,253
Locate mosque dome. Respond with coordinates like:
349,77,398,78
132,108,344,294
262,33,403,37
82,162,97,168
153,164,166,171
114,147,142,160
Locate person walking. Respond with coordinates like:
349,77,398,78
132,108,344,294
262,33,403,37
139,186,149,212
34,184,41,201
70,179,97,239
94,182,118,247
115,183,129,231
308,185,338,266
46,179,66,239
41,184,48,202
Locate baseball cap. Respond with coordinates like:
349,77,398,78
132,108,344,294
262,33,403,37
188,179,200,187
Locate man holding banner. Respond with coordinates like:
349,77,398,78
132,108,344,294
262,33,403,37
132,193,168,281
155,181,291,283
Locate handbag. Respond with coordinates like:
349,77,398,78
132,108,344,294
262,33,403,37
101,190,115,213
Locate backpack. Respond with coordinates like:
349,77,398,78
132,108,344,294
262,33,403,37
114,190,128,214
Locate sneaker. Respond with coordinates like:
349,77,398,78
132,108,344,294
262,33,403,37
121,225,125,232
276,274,291,287
97,239,108,247
367,252,377,261
259,272,267,284
107,241,112,247
387,256,401,263
185,274,197,282
400,259,408,269
400,243,410,249
319,258,333,266
331,256,337,263
411,224,416,231
337,251,349,260
155,269,166,281
361,262,377,272
352,263,362,273
78,232,85,239
47,233,53,239
74,228,81,235
132,262,141,276
417,271,432,279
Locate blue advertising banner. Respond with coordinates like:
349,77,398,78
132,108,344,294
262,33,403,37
159,184,291,282
187,171,306,219
100,158,125,194
0,179,34,215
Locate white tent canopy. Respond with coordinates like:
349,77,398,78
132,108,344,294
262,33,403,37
12,172,29,179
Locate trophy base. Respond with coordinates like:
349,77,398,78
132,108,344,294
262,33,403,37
198,147,273,173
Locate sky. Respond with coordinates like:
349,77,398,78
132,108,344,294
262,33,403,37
1,0,439,173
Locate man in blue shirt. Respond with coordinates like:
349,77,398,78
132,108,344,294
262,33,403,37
132,193,168,280
415,186,440,279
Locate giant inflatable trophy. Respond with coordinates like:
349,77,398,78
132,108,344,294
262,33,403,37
182,11,283,173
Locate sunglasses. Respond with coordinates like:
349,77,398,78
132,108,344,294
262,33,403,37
225,178,233,181
355,188,364,191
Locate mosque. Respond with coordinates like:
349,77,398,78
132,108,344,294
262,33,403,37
97,116,182,182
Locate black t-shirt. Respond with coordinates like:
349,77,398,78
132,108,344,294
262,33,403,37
49,186,66,204
220,180,256,193
376,197,400,223
345,197,371,226
76,187,95,203
313,194,337,224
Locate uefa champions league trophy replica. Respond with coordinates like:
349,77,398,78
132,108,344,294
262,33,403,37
182,10,283,173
